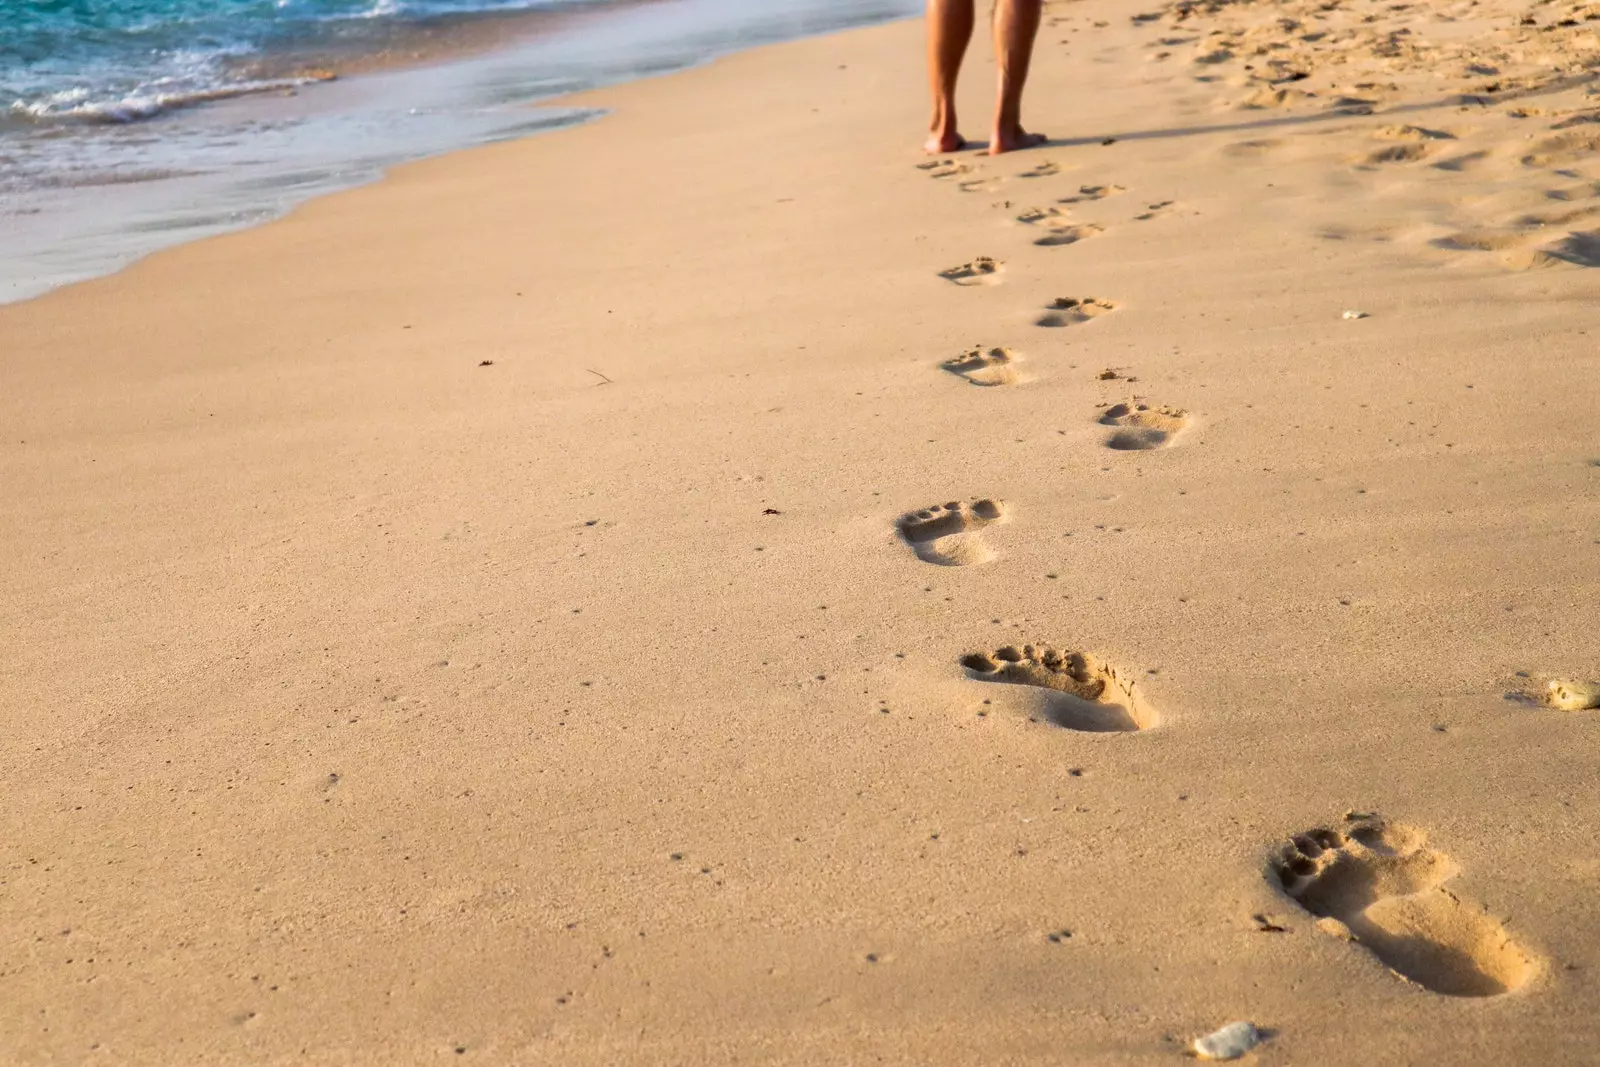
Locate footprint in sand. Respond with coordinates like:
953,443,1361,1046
1432,229,1534,253
1433,229,1597,271
1239,86,1315,110
1274,815,1537,997
1015,206,1067,225
1098,402,1188,450
959,644,1156,732
942,346,1021,386
1375,124,1456,144
1133,200,1176,221
940,257,1003,286
917,158,971,180
1033,222,1104,248
1020,159,1062,178
1060,184,1125,204
897,500,1009,566
1363,143,1436,165
1037,297,1117,328
1522,130,1600,169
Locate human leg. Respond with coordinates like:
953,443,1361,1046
925,0,976,153
990,0,1046,153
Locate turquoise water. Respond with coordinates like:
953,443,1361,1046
1,0,603,123
0,0,919,302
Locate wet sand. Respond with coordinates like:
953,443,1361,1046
3,0,1600,1062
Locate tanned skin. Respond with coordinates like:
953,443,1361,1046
925,0,1046,155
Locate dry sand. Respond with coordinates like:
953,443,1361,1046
4,0,1600,1062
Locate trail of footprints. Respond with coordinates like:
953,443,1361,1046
897,112,1570,1006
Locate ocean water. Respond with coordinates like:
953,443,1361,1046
0,0,920,302
1,0,613,126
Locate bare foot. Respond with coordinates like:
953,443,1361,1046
989,129,1047,155
924,130,967,154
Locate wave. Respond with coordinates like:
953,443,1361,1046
6,73,338,126
0,0,599,129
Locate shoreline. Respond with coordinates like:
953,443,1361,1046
0,0,918,305
4,0,1600,1062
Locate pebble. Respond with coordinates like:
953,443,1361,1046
1342,309,1369,320
1192,1021,1263,1061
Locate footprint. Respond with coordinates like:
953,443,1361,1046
942,346,1021,386
1432,230,1534,252
1034,222,1104,247
1098,402,1188,450
940,257,1003,286
1522,131,1600,168
919,159,971,179
1363,143,1434,165
1060,184,1125,204
1274,815,1536,997
959,644,1156,732
1016,206,1067,225
1374,124,1456,143
896,500,1009,566
1239,85,1316,110
1037,296,1117,328
1134,200,1175,221
1020,159,1061,178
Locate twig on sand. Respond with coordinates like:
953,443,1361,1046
586,368,613,385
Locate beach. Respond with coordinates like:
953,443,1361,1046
3,0,1600,1062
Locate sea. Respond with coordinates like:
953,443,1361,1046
0,0,920,303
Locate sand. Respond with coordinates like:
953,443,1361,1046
4,0,1600,1062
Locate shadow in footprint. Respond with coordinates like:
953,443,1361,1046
1550,231,1600,267
1099,402,1187,450
897,500,1008,566
960,644,1156,732
1273,815,1537,997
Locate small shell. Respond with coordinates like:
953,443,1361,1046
1192,1021,1262,1061
1548,679,1600,711
1342,309,1369,320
